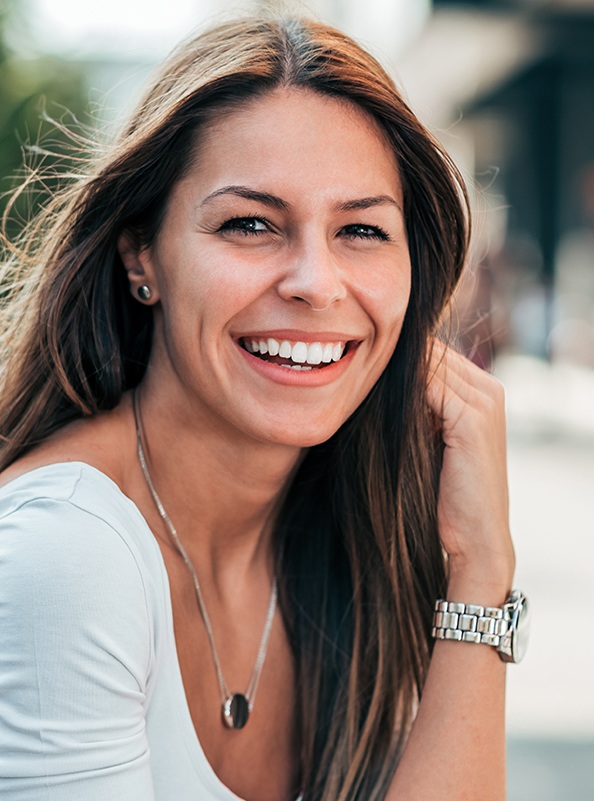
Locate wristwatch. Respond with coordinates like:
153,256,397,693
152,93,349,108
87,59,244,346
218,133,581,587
431,589,530,664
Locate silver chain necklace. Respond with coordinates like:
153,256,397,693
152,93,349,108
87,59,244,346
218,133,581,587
133,393,278,730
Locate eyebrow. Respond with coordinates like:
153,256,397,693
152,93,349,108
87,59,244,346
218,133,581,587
199,185,402,214
337,195,402,213
200,186,289,211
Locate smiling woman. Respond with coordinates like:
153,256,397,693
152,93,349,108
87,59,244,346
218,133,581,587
0,12,523,801
118,87,411,446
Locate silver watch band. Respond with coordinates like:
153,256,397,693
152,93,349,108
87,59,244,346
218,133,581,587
431,599,509,646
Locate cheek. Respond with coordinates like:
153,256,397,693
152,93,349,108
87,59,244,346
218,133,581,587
350,269,411,400
155,246,251,328
363,262,412,342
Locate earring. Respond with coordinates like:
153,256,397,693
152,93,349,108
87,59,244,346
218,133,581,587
137,285,152,301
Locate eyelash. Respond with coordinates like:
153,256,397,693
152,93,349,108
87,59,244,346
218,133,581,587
341,223,391,242
217,216,272,236
217,216,391,241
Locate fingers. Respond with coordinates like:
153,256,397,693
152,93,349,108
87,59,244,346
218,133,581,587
426,338,506,442
424,339,513,580
427,338,505,411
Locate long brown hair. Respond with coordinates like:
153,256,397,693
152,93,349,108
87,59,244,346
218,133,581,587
0,14,469,801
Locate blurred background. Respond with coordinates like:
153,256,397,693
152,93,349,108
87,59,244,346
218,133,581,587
0,0,592,797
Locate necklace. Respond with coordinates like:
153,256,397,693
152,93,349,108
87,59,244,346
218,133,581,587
133,393,278,730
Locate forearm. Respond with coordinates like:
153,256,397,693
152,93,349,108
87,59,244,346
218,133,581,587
387,573,510,801
393,343,520,799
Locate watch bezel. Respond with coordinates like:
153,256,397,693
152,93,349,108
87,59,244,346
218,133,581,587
497,589,530,663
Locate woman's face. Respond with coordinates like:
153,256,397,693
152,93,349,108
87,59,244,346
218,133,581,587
131,88,411,447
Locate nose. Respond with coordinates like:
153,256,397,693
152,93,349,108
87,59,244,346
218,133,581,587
276,236,347,311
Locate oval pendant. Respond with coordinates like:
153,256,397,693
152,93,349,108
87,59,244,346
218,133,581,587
222,693,250,729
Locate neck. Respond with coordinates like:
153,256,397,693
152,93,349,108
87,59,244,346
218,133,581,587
132,382,303,591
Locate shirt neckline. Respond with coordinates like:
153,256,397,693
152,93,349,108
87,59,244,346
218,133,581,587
3,461,248,801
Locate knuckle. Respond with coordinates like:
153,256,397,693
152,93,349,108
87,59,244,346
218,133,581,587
482,374,506,407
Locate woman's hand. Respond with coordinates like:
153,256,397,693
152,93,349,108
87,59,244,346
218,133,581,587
387,340,512,801
426,339,515,601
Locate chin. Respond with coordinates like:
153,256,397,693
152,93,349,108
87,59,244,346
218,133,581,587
271,430,338,449
246,416,346,449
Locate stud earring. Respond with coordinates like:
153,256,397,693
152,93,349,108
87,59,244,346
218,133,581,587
137,284,152,301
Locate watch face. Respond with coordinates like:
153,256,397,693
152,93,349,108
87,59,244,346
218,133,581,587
510,592,530,663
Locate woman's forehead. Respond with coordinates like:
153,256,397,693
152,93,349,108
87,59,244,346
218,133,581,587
180,87,403,206
198,86,394,150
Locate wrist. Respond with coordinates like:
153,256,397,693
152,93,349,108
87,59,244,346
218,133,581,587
446,561,514,608
432,589,530,664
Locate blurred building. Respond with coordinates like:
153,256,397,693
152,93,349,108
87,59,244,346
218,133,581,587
398,0,594,365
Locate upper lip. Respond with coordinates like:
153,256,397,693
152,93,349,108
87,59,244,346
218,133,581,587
233,329,364,343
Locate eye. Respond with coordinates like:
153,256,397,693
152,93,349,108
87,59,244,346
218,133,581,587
217,216,271,236
341,224,391,241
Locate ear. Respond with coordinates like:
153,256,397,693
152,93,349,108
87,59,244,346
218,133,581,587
117,229,160,304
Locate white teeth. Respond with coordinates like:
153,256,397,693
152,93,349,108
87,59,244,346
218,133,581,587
280,364,313,371
291,342,308,363
306,343,323,365
243,337,348,364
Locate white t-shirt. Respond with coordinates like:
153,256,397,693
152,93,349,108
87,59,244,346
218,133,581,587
0,462,281,801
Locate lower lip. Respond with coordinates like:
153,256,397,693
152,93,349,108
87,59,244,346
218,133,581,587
234,341,358,387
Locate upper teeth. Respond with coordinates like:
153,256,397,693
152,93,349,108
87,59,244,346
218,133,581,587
244,338,346,364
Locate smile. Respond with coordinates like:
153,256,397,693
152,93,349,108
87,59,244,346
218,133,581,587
239,337,351,371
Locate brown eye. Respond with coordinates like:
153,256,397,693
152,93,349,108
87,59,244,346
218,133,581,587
341,224,390,241
218,217,270,235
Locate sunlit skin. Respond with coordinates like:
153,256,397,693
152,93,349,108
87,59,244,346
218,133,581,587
2,87,515,801
123,88,411,450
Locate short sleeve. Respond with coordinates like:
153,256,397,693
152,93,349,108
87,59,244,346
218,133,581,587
0,494,155,800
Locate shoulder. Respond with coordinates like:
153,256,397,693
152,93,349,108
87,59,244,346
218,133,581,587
0,463,163,675
0,464,160,794
0,461,156,587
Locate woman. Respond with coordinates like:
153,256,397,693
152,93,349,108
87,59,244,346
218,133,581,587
0,13,525,801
